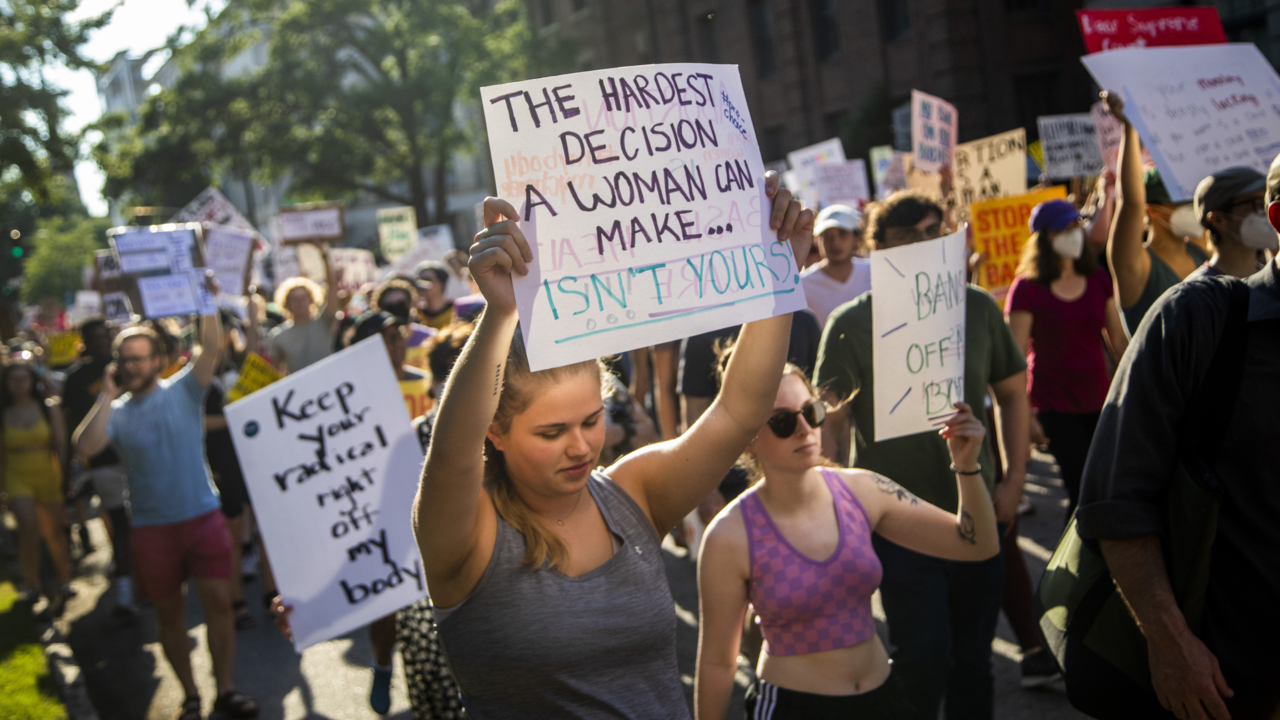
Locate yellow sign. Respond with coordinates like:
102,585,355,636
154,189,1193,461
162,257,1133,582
48,332,82,368
227,352,283,402
971,186,1068,305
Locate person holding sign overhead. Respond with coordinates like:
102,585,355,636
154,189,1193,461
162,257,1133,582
814,190,1029,720
415,173,811,719
269,241,340,373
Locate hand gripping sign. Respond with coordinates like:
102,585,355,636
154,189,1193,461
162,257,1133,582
480,63,807,372
225,337,426,651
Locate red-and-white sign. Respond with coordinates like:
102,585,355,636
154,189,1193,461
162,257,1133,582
1077,7,1226,54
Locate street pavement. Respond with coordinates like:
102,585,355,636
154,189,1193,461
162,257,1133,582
61,448,1087,719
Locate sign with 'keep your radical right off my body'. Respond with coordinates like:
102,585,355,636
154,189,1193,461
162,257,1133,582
481,64,807,371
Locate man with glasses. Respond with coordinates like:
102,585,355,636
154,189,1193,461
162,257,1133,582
813,190,1030,720
74,308,259,719
1189,166,1273,280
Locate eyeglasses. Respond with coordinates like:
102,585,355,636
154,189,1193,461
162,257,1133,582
1229,197,1267,214
766,401,826,439
117,354,154,366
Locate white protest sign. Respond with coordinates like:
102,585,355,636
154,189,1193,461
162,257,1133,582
912,90,958,173
171,187,258,234
280,204,344,245
794,160,870,206
108,225,216,319
377,206,418,264
481,63,806,371
376,225,456,282
102,292,131,323
870,145,908,200
1091,100,1155,173
204,226,256,297
953,129,1028,228
330,248,377,293
787,137,846,169
225,337,426,651
1038,114,1104,179
871,228,967,442
1082,43,1280,202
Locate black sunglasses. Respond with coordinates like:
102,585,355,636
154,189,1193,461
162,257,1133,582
766,401,826,438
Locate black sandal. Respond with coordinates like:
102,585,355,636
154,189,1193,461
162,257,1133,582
232,600,257,630
179,696,201,720
214,690,259,719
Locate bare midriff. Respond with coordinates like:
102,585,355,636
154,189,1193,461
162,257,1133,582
757,633,892,696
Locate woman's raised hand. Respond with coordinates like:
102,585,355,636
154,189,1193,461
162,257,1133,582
1101,90,1129,127
936,401,986,472
469,197,534,318
763,170,815,268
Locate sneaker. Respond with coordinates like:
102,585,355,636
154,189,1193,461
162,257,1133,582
369,665,392,714
1020,649,1062,688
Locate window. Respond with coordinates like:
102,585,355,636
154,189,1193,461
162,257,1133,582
882,0,909,41
749,0,777,78
810,0,839,61
1014,71,1061,142
538,0,555,27
763,126,787,163
697,13,719,63
1217,1,1275,66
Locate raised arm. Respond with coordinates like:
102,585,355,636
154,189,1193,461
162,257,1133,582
1104,298,1129,360
854,402,999,561
1105,92,1152,310
414,198,528,604
695,512,751,720
609,172,814,534
191,308,222,388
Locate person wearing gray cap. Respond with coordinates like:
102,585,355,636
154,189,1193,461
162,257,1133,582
1188,165,1273,281
800,204,871,326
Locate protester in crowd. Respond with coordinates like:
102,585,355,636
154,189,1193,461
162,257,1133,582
62,319,136,615
1187,166,1272,280
1006,199,1127,522
415,261,456,330
800,204,870,326
1070,153,1280,720
1104,93,1211,335
695,362,999,719
74,301,259,720
373,277,437,371
412,176,810,718
1,361,74,612
270,242,339,373
816,189,1030,719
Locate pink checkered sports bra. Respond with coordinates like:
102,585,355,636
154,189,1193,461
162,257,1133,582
740,468,883,657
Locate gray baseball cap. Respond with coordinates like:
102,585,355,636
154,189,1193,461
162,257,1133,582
1193,166,1266,227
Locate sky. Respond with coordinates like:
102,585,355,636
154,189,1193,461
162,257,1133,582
44,0,213,216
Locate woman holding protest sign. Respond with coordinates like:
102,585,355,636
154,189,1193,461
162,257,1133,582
411,170,810,718
694,359,999,720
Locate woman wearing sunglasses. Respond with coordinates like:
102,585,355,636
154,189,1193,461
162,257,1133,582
694,363,1000,720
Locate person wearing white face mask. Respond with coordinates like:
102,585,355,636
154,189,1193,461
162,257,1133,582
1188,165,1271,281
1006,199,1128,526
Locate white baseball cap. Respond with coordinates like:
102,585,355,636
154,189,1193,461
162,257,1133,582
814,204,862,236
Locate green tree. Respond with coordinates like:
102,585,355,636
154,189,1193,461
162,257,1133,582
20,214,109,302
0,0,112,202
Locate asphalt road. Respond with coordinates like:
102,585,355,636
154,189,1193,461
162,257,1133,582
61,449,1087,719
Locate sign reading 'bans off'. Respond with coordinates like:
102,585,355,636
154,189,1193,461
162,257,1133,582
481,63,806,372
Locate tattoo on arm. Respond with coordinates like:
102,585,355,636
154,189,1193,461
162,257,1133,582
493,364,502,397
957,509,977,545
872,474,919,505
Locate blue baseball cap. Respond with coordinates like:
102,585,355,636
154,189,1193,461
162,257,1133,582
1029,199,1080,233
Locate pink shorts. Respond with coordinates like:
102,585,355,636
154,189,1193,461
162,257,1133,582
131,510,233,601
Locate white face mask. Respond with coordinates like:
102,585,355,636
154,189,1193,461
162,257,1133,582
1052,227,1085,260
1239,210,1279,250
1169,204,1204,240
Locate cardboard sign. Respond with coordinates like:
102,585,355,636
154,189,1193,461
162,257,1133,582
481,63,806,371
107,224,217,320
171,187,258,234
204,226,256,298
794,160,870,207
953,129,1028,227
377,225,456,282
1090,99,1155,174
970,186,1068,306
871,228,968,441
1077,7,1226,54
330,248,378,294
912,90,958,173
226,352,282,402
102,292,131,323
225,337,426,651
787,137,846,170
377,206,418,264
280,203,345,245
47,331,81,368
870,145,908,200
1038,114,1104,179
1082,44,1280,202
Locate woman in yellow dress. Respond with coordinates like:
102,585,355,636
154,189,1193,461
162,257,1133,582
0,361,73,607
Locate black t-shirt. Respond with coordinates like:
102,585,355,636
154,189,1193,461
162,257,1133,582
205,381,244,484
1078,266,1280,714
677,310,822,398
62,357,119,468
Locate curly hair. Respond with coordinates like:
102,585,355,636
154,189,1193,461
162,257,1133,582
862,190,944,252
273,277,324,319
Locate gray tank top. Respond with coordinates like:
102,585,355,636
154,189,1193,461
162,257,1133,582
436,471,691,720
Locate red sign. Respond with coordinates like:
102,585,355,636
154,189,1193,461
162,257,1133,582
1077,7,1227,54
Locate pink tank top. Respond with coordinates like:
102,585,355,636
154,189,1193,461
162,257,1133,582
741,468,882,656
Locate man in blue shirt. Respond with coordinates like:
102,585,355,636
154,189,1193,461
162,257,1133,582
75,306,258,720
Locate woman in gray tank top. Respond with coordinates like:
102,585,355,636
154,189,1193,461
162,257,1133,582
415,174,813,720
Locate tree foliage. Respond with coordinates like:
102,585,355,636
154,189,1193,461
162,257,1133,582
21,214,109,302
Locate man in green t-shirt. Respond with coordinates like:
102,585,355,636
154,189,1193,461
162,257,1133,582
814,190,1030,720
